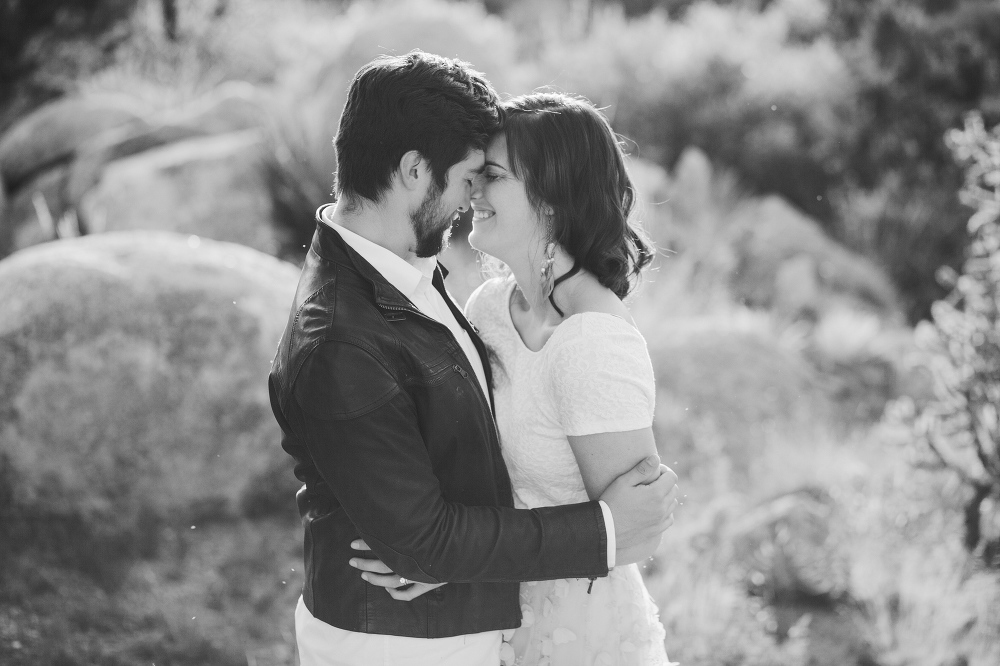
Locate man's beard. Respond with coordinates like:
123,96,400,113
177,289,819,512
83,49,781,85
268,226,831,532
411,182,454,258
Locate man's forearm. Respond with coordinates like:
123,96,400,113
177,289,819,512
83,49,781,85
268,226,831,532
294,395,609,584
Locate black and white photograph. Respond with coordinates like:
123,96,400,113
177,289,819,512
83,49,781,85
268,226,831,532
1,1,999,665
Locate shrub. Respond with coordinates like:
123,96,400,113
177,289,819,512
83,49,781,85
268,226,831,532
534,2,853,225
890,112,1000,562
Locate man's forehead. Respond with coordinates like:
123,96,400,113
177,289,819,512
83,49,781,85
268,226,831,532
460,149,486,172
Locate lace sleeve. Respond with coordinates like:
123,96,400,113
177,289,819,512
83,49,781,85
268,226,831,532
547,316,656,437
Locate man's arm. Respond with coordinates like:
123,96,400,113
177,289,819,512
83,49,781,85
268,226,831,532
289,340,611,584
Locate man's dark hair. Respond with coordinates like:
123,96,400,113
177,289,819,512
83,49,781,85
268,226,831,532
334,51,501,205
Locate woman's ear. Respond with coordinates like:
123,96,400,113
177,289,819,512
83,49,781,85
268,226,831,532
398,150,429,191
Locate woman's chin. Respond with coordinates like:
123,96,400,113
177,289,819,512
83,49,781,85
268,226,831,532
467,228,491,255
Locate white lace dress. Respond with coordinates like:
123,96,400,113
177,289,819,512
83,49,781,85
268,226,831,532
466,277,674,666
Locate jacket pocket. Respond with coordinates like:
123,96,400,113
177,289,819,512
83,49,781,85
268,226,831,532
408,354,456,388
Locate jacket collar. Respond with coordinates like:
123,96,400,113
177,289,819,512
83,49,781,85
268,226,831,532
311,206,450,310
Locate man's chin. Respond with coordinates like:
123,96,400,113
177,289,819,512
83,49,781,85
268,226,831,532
415,225,453,259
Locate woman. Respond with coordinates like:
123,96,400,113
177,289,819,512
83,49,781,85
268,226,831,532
354,93,674,665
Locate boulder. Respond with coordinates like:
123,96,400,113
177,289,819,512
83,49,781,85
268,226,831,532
66,82,272,207
79,130,289,258
728,195,901,321
158,81,269,135
648,324,829,471
0,94,149,192
0,231,300,577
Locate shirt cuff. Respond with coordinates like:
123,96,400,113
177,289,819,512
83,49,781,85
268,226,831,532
598,499,616,569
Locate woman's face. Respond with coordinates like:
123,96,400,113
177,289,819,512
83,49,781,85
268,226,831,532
468,134,546,267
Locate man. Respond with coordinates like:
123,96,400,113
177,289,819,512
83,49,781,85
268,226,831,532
268,51,677,666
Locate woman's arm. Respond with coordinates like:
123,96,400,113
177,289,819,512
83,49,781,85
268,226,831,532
569,427,671,565
569,426,658,500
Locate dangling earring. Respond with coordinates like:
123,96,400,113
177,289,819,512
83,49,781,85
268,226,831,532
540,240,557,298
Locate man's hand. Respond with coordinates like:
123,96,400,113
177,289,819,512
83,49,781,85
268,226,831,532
599,454,679,565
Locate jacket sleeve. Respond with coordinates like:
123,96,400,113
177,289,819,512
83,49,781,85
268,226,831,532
290,339,609,584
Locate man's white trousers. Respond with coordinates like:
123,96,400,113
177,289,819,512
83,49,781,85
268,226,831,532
295,595,501,666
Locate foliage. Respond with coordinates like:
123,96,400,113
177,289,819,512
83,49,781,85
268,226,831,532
533,2,851,221
823,0,1000,322
260,0,526,260
510,0,1000,322
4,1,1000,663
0,0,141,132
0,0,139,82
890,112,1000,562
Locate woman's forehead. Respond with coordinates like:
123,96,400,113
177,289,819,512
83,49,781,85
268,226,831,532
485,134,509,165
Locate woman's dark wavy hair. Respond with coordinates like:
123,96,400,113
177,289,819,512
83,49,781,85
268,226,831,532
499,93,653,307
334,51,501,205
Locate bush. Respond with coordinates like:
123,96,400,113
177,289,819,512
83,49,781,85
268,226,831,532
890,112,1000,563
0,0,141,134
534,2,853,224
513,0,1000,322
262,0,525,257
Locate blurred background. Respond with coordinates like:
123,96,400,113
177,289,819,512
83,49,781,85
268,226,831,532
1,0,999,664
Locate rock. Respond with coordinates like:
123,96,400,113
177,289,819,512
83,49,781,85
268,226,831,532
0,231,300,577
66,83,272,207
79,130,289,258
728,195,901,322
158,81,269,135
0,94,149,193
728,486,850,603
773,254,822,320
646,324,833,485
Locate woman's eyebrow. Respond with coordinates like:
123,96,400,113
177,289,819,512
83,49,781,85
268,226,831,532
484,161,508,170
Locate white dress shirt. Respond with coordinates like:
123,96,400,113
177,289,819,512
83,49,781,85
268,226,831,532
295,212,614,666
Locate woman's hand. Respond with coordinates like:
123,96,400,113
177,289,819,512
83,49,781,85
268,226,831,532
348,539,447,601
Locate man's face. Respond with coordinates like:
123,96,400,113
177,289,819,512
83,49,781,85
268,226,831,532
410,150,485,258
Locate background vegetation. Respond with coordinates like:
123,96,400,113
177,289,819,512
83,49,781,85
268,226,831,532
1,0,999,664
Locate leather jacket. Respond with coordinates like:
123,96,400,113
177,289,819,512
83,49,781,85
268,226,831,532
268,220,609,638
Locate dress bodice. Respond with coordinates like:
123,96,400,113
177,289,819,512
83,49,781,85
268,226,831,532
466,277,656,510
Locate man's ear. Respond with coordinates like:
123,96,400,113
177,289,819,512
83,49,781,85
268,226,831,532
398,150,429,191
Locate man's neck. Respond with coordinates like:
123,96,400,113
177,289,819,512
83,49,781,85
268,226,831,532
326,197,418,262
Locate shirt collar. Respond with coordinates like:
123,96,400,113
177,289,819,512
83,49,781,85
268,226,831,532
319,206,436,302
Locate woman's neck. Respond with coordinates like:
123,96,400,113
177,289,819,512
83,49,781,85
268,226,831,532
508,246,577,322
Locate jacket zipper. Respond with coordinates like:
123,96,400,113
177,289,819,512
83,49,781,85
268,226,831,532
381,302,513,503
386,302,601,584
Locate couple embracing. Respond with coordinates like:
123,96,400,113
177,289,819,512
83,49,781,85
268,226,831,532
268,50,680,666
